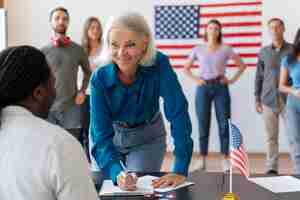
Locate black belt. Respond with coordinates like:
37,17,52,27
204,76,223,84
114,112,161,129
116,120,147,128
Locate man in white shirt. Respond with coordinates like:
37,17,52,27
0,45,98,200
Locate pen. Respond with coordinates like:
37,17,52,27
120,160,127,173
119,160,137,179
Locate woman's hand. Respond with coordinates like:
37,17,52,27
152,173,186,188
117,171,138,191
255,102,263,113
220,76,234,85
197,78,207,86
75,91,86,105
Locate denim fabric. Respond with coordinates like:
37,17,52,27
195,83,231,155
47,103,82,129
286,95,300,174
90,52,193,183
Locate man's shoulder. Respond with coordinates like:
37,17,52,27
41,43,53,53
69,41,85,52
260,45,272,52
69,40,82,48
30,116,79,147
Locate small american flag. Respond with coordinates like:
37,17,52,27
154,0,262,68
230,122,250,178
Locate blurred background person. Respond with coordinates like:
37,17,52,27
255,18,293,175
80,16,103,184
42,7,91,141
184,19,246,172
279,39,300,175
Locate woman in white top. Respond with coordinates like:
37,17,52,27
81,16,103,187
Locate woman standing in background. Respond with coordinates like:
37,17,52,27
184,19,246,172
279,39,300,174
80,16,103,185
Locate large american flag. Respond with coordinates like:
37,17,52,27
154,0,262,68
230,122,250,178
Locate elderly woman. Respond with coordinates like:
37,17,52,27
89,12,193,190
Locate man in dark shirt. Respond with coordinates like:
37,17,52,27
42,7,91,141
255,18,293,175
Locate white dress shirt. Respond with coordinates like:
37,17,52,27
0,106,98,200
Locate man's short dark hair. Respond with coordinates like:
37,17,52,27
268,18,284,27
49,6,69,21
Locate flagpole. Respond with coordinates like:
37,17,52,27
223,120,242,200
228,119,233,193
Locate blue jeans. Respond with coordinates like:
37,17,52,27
92,113,166,187
195,84,231,156
286,95,300,174
47,104,82,141
47,104,82,129
79,95,90,162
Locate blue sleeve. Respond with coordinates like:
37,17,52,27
157,52,193,176
281,56,289,69
90,71,122,184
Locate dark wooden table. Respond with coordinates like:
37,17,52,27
99,171,300,200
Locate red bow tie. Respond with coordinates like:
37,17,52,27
51,36,71,47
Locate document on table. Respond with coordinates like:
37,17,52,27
249,176,300,193
99,175,194,196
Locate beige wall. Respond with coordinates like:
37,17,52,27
6,0,299,153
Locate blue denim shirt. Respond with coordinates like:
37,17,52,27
90,52,193,183
282,56,300,89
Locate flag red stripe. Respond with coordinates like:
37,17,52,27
171,64,256,68
239,53,258,58
231,157,247,176
199,32,262,38
200,22,262,28
232,162,248,177
227,64,256,67
231,158,247,174
232,151,246,164
231,155,246,168
168,53,257,59
200,1,262,8
231,152,248,177
200,11,262,18
156,43,261,49
169,55,187,59
157,45,194,49
235,146,250,166
232,149,248,165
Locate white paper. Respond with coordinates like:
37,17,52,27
99,175,194,196
154,181,195,192
249,176,300,193
99,176,154,196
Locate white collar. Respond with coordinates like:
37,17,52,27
1,105,33,117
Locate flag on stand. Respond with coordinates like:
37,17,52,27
154,0,262,68
230,122,250,178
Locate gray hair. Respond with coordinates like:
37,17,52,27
100,12,157,67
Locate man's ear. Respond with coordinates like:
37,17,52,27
31,85,45,103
